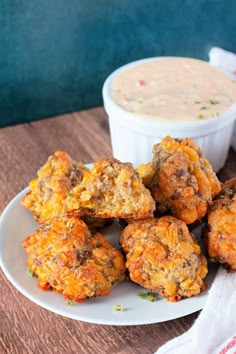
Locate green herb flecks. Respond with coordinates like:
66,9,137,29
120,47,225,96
200,106,207,110
66,221,74,228
113,304,123,312
194,101,201,104
197,114,205,120
137,291,158,302
209,99,220,105
67,300,76,306
26,268,34,277
67,193,74,198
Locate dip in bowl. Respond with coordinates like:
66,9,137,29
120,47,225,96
103,57,236,172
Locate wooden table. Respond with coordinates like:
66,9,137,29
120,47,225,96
0,107,235,354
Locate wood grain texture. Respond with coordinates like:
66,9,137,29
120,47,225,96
0,107,235,354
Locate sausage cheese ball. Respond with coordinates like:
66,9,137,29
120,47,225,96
149,136,221,224
120,216,208,302
203,178,236,271
23,216,126,302
21,151,88,223
65,158,155,219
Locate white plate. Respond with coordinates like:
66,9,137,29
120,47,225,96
0,188,217,326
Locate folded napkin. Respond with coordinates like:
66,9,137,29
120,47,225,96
155,267,236,354
209,47,236,150
209,47,236,78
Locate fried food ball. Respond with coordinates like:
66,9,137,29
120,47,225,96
65,158,155,219
21,151,88,223
203,178,236,271
149,136,221,224
23,216,126,302
136,162,156,187
120,216,208,302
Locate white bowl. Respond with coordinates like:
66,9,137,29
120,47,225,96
103,58,236,172
232,126,236,151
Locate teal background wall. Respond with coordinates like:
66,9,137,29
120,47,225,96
1,0,236,126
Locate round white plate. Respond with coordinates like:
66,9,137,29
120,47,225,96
0,188,217,325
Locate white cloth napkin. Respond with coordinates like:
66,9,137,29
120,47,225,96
155,267,236,354
209,47,236,150
209,47,236,78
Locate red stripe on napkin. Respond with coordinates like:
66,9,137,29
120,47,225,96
219,336,236,354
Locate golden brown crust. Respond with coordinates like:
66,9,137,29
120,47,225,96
21,151,88,223
65,158,155,219
136,162,156,187
120,216,208,302
149,136,221,224
23,216,126,302
203,178,236,271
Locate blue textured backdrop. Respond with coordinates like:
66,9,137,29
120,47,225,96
1,0,236,126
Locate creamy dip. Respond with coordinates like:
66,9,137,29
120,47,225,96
111,57,236,121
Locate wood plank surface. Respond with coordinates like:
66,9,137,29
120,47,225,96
0,107,235,354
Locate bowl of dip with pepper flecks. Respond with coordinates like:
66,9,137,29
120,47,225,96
102,57,236,172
